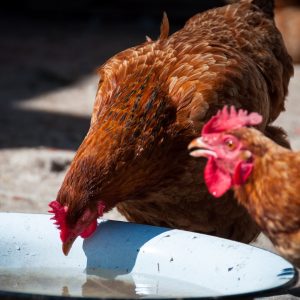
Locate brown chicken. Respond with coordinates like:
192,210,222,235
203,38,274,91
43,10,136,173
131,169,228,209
189,106,300,266
49,0,293,255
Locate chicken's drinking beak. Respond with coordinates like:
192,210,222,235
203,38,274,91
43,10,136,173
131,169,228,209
188,137,217,158
62,237,76,256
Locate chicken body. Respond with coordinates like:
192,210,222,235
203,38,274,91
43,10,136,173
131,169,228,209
54,0,293,253
233,129,300,266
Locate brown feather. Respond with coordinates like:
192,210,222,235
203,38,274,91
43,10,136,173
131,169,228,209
56,0,293,243
233,128,300,265
159,12,169,40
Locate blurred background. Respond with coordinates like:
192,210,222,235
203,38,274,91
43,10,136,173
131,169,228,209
0,0,299,216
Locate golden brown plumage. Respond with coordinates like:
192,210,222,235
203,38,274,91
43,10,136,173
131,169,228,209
52,0,293,254
233,129,300,266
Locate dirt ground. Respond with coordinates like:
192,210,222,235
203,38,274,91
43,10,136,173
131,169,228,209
1,12,300,299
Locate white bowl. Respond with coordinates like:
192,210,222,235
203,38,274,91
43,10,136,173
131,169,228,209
0,212,297,299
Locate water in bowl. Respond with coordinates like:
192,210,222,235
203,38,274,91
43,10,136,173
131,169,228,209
0,267,219,298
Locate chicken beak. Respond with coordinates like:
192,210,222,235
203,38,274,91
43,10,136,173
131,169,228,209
188,137,217,158
62,237,76,256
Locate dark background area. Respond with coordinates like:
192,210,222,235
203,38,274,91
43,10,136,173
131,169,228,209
0,1,225,150
1,1,225,21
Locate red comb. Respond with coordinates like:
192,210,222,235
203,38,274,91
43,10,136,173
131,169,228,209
202,106,262,135
48,200,68,235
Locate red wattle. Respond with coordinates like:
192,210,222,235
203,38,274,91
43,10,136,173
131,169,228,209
204,157,232,198
233,161,253,185
80,220,97,238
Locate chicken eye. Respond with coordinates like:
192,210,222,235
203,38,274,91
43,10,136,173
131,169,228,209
224,138,236,150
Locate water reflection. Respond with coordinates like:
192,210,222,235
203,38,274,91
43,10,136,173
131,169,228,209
0,267,216,298
82,273,137,298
